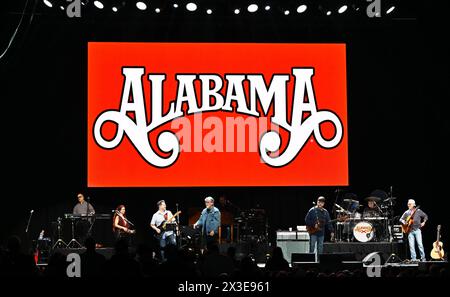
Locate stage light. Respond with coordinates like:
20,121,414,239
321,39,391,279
338,5,347,14
265,6,270,11
94,1,104,9
234,9,240,14
136,1,147,10
297,5,307,13
155,8,160,13
284,10,290,15
60,5,64,10
112,6,118,12
386,6,395,14
206,9,212,15
43,0,52,8
186,2,197,11
326,10,331,16
173,3,178,8
248,4,258,13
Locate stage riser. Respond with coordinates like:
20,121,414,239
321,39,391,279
323,242,406,261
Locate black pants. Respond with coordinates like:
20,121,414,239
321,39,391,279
75,220,91,245
114,231,131,246
202,233,218,249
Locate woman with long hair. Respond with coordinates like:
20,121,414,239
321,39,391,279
112,205,135,242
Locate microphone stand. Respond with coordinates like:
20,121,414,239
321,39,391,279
86,197,95,242
25,210,34,255
176,203,181,248
25,210,34,234
114,210,135,227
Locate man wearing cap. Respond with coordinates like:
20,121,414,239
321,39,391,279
400,199,428,262
305,196,335,254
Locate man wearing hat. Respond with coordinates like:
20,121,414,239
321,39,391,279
400,199,428,262
363,196,383,218
305,196,335,254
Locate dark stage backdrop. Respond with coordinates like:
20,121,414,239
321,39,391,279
1,1,448,253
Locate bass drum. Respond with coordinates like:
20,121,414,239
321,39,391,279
353,221,374,242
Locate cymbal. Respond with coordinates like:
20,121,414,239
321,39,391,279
383,197,397,202
343,199,359,203
365,196,381,202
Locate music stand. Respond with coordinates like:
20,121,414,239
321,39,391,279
67,218,83,249
52,217,67,249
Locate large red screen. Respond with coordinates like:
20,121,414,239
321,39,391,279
88,42,348,187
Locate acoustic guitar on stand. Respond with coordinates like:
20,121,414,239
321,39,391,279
430,225,445,260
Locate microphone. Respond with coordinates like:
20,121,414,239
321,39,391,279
312,201,316,205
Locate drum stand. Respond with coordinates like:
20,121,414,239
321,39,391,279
67,219,83,249
52,217,67,249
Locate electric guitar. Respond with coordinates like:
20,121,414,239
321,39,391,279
154,211,181,239
401,206,420,234
430,225,445,260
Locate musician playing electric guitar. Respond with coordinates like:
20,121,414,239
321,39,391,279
400,199,428,262
150,200,177,261
305,196,335,254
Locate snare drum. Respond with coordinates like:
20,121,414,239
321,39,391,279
353,221,374,242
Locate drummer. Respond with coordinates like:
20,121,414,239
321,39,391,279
363,196,383,218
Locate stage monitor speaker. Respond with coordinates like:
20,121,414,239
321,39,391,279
291,253,316,263
320,252,356,264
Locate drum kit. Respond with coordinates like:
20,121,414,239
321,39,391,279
234,208,269,242
334,190,397,243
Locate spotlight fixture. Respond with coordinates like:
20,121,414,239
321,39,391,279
386,6,395,14
284,10,290,15
136,1,147,11
297,5,307,13
43,0,52,8
173,4,178,8
155,8,160,13
326,10,331,16
265,6,270,11
206,9,212,15
94,1,104,9
234,9,240,14
338,5,347,14
112,6,118,12
186,2,197,11
247,4,258,13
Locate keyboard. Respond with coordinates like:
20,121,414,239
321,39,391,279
64,213,112,220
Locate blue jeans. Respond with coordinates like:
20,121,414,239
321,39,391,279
159,233,176,261
408,229,425,260
309,234,324,254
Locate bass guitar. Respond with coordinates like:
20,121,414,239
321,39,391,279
154,211,182,239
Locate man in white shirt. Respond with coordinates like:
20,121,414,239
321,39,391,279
150,200,176,261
